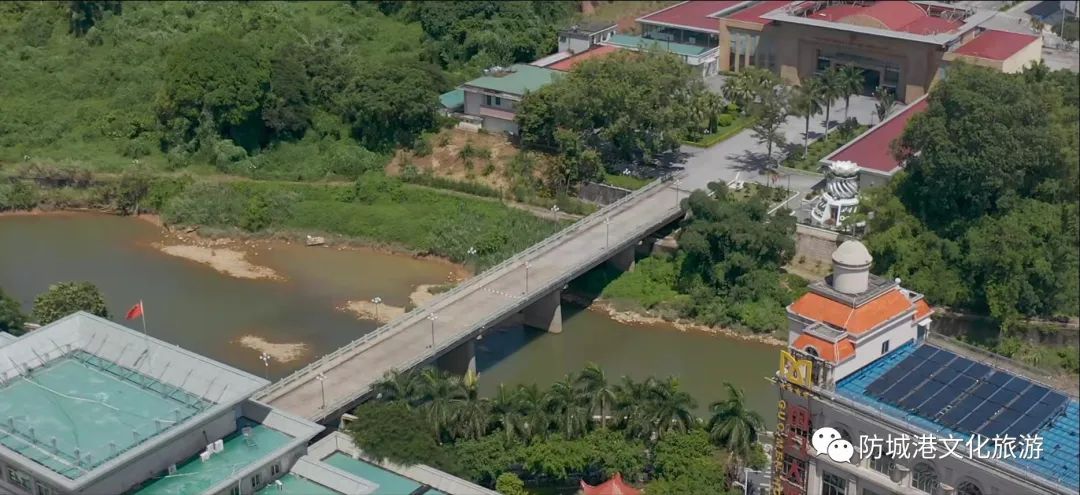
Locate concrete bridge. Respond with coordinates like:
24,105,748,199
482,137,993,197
255,177,689,422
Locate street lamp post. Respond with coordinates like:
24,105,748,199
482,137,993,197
523,261,531,294
551,204,560,221
371,296,382,321
426,313,438,348
673,179,682,208
315,373,326,409
259,352,270,380
604,216,611,249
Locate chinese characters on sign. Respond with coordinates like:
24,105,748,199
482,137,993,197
858,433,1043,461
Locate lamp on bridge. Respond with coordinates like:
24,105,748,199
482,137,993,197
371,296,382,321
315,372,326,410
259,352,271,381
426,313,439,349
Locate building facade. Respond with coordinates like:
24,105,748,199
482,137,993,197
772,242,1078,495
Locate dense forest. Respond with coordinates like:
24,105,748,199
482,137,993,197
860,64,1079,370
0,1,578,176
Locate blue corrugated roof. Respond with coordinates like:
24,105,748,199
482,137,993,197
837,342,1079,491
439,89,464,111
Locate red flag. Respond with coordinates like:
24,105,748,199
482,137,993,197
126,301,144,320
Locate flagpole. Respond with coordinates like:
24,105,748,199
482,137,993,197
140,300,151,368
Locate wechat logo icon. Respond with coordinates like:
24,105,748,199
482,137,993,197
812,427,854,463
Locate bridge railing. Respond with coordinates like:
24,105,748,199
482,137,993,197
256,175,679,402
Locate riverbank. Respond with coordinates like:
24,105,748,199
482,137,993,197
339,284,448,323
563,292,786,347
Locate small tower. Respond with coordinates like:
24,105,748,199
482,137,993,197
831,240,872,295
811,160,861,228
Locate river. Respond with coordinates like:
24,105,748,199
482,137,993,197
0,213,779,416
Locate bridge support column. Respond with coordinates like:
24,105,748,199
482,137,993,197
608,245,636,272
437,338,476,376
523,290,563,334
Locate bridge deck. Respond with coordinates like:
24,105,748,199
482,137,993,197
256,179,686,420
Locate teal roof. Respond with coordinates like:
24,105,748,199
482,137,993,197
461,64,560,96
607,34,714,58
439,89,465,110
256,473,341,495
323,452,422,495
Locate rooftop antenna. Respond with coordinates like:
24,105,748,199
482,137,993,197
214,384,230,404
30,348,49,369
202,376,220,401
154,361,172,384
167,369,195,401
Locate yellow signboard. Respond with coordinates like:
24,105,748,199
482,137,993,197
779,350,813,388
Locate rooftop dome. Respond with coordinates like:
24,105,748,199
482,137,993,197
832,240,873,267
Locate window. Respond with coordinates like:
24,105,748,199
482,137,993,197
881,340,890,354
816,56,832,74
957,481,983,495
559,36,567,44
805,346,820,358
822,472,847,495
494,96,502,107
869,456,894,476
35,483,55,495
884,68,900,86
230,487,241,495
783,456,807,484
484,95,492,106
7,466,32,491
912,462,938,493
251,473,262,488
271,463,281,476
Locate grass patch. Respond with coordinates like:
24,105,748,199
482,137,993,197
602,172,652,190
680,115,754,148
782,124,868,171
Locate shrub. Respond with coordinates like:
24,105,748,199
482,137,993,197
717,114,734,127
31,282,110,325
725,103,739,114
0,181,38,211
353,172,405,204
413,135,433,157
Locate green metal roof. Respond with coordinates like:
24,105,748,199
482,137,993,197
606,34,714,58
439,89,465,110
461,64,561,96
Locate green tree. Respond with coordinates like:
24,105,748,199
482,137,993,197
647,377,697,440
820,66,842,136
648,430,729,495
489,384,530,442
544,374,589,439
614,376,656,442
373,369,421,404
417,368,465,442
835,64,864,122
262,44,313,140
722,68,774,112
577,362,617,430
0,288,27,335
706,383,764,464
748,86,790,167
346,401,441,466
874,86,896,123
453,370,491,441
494,472,527,495
340,61,441,150
31,282,109,325
68,1,121,37
792,78,825,158
157,32,270,153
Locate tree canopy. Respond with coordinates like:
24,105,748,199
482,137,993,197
31,281,109,324
0,287,26,335
517,52,708,185
864,63,1079,326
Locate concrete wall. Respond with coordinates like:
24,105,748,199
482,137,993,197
81,408,239,495
578,181,632,205
834,315,919,381
765,22,945,103
781,389,1058,495
1001,36,1044,73
481,116,519,135
858,170,893,190
795,223,845,265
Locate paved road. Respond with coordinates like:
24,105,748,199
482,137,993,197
257,181,685,420
677,95,877,210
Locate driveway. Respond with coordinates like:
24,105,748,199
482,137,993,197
673,95,877,209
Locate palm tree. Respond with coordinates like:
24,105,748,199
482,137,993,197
646,377,697,439
707,383,765,463
452,370,490,441
373,369,420,405
515,384,546,440
417,368,464,442
577,363,617,430
792,78,825,157
490,384,526,441
820,66,842,137
614,376,655,442
544,374,588,439
874,87,897,124
836,65,864,122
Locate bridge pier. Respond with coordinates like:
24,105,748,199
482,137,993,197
523,290,563,334
608,245,636,272
437,338,476,376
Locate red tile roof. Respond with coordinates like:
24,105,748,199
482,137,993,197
724,1,788,26
807,1,963,35
639,1,741,33
581,473,641,495
794,334,856,363
547,45,620,71
789,289,916,335
952,29,1039,60
828,96,929,174
914,299,934,320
